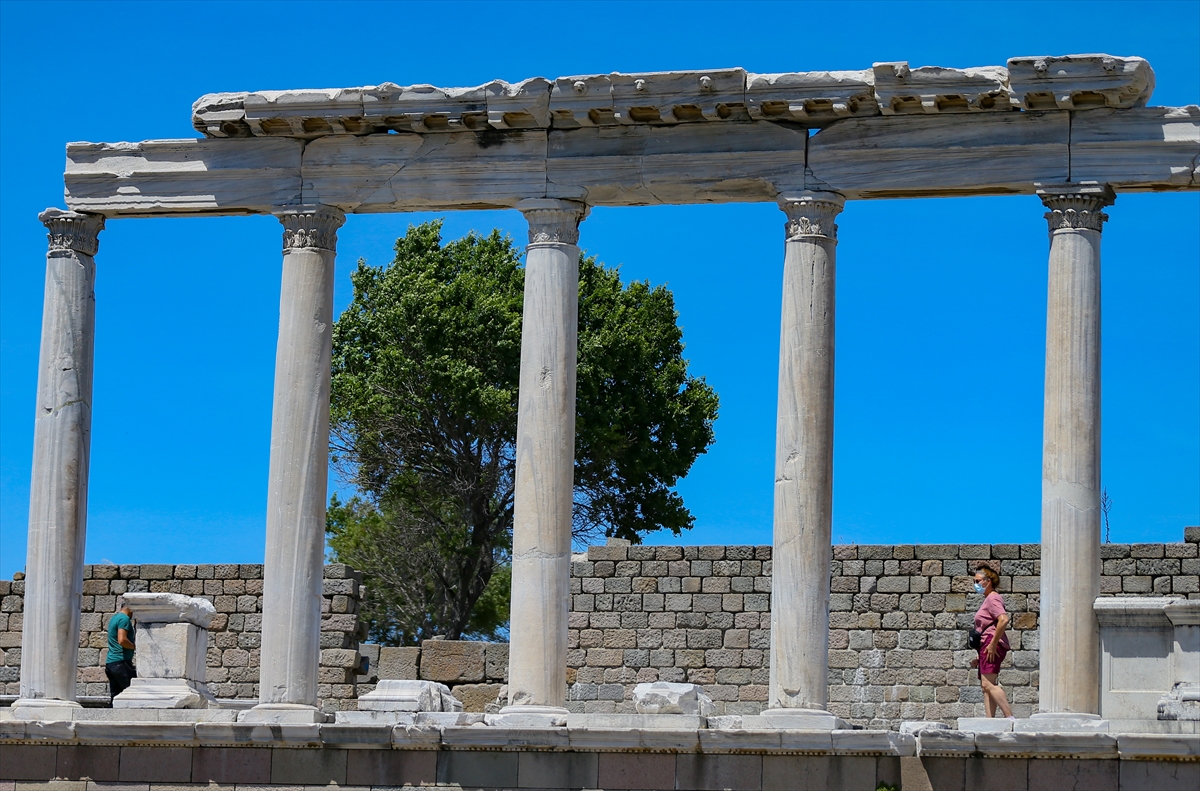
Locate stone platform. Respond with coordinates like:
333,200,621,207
1,718,1198,791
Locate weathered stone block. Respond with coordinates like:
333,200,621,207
418,640,484,683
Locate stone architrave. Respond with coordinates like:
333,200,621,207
762,193,847,731
495,199,587,729
246,205,346,724
1034,182,1115,726
15,209,104,717
112,593,216,709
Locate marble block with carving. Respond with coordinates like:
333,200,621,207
112,592,216,709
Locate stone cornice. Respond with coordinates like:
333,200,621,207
39,208,104,256
779,194,845,241
1037,183,1116,232
192,55,1155,138
518,199,588,246
277,206,345,251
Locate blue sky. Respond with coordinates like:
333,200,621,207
1,1,1197,578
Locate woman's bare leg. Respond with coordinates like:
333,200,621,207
982,673,996,717
982,673,1013,717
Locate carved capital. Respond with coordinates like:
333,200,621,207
517,199,588,246
778,193,845,241
1037,183,1115,233
39,208,104,256
277,206,346,252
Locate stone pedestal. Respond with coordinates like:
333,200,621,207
16,209,104,716
1159,601,1200,721
766,193,846,729
249,206,345,725
113,593,216,709
1036,183,1115,718
499,199,587,728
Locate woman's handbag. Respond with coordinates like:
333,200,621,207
967,627,982,650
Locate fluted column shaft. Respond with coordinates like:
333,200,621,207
18,209,104,709
768,193,844,714
504,199,587,716
1037,183,1114,716
255,206,345,714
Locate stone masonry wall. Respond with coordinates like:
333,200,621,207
566,527,1200,729
0,562,367,713
3,529,1197,728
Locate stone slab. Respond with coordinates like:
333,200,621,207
736,712,849,730
332,710,417,726
1013,715,1109,733
566,713,705,730
1117,733,1200,759
974,731,1118,758
567,727,700,752
917,729,976,756
958,717,1014,732
441,725,569,750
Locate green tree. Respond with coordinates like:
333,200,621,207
327,221,718,644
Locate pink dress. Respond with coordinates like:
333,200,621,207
974,592,1010,675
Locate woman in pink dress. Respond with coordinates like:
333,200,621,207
970,566,1014,719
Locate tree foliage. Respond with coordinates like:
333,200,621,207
327,221,718,644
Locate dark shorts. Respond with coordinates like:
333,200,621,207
105,660,137,699
978,637,1009,676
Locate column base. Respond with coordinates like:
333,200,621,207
486,705,568,728
1013,712,1109,732
735,708,849,730
113,678,212,709
9,697,82,721
239,703,328,723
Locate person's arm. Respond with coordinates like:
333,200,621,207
117,627,135,650
985,610,1009,661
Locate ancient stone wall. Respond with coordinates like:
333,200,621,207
3,529,1197,727
566,528,1200,728
0,562,366,713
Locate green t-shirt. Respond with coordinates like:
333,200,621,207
106,611,135,664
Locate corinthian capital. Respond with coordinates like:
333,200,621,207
778,193,845,242
517,199,589,246
277,206,346,252
1037,183,1115,232
40,208,104,256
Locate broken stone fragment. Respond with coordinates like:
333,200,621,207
633,681,715,716
357,679,456,712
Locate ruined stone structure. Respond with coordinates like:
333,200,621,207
4,55,1199,790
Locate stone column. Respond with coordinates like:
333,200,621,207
248,206,345,723
497,199,587,727
763,193,846,730
15,209,104,717
1035,183,1114,724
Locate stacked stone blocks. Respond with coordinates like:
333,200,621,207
0,562,366,712
566,530,1199,729
357,639,510,712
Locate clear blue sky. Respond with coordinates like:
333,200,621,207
1,1,1197,578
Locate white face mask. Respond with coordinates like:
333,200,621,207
973,582,986,593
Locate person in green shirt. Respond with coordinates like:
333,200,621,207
105,600,137,700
